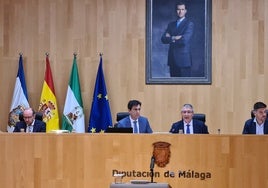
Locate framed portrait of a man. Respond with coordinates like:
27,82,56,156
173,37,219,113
146,0,212,84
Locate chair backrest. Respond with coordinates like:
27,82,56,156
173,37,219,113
193,113,206,123
114,112,130,127
19,112,44,121
115,112,206,125
116,112,130,122
35,112,44,121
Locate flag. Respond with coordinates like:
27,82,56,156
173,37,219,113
7,54,30,132
38,54,59,132
88,55,112,133
62,54,85,133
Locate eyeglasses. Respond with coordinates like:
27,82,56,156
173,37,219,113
23,116,33,119
181,110,193,114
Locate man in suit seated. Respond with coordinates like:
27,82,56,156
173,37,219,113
242,102,268,134
13,108,46,133
169,104,209,134
117,100,153,133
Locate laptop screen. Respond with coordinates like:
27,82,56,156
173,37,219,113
105,127,133,133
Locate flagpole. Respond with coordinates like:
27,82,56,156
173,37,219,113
45,52,49,57
73,52,77,58
19,52,23,57
99,52,103,57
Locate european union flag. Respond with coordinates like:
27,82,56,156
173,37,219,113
88,55,113,133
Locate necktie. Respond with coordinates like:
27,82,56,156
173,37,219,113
176,19,181,28
133,121,138,133
186,124,190,134
28,126,32,133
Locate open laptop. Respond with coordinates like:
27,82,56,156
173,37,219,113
105,127,133,133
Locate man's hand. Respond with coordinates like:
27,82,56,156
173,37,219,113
171,35,182,42
165,33,171,37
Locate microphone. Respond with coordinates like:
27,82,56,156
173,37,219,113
150,156,155,170
150,156,155,183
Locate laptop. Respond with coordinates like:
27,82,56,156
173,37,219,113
105,127,133,133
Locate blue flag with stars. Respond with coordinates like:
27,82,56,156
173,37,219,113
88,56,112,133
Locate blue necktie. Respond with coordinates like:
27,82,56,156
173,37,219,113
133,121,138,133
176,19,181,28
186,124,190,134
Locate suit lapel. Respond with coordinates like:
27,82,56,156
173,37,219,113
137,117,143,132
176,19,187,32
264,121,268,134
178,121,184,133
126,117,132,127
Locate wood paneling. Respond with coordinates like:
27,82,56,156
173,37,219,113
0,0,268,133
0,133,268,188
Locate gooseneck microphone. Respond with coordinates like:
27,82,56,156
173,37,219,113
150,156,155,183
150,156,155,170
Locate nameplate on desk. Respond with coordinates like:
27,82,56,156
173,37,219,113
130,180,150,184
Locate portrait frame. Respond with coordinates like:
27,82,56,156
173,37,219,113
146,0,212,84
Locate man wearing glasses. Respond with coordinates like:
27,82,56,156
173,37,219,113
13,108,46,133
169,104,209,134
242,102,268,134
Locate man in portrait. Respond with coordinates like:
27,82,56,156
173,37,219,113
161,1,194,77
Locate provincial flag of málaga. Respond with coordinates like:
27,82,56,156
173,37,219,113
88,55,112,133
62,54,85,133
38,54,59,132
7,54,30,132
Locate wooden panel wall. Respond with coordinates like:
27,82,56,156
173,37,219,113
0,133,268,188
0,0,268,133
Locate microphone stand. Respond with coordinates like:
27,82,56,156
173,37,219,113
150,168,154,183
150,156,155,183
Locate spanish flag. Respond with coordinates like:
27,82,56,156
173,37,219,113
38,54,59,132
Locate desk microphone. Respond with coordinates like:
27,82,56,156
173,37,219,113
150,156,155,183
150,156,155,170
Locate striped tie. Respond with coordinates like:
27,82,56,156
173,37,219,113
28,126,32,133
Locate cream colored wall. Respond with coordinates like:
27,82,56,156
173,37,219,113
0,0,268,134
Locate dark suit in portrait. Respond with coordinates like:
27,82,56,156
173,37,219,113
13,120,46,133
117,116,153,133
161,18,194,77
242,119,268,134
169,119,208,134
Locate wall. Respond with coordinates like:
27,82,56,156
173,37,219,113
0,0,268,133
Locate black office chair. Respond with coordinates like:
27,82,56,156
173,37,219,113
192,113,206,123
114,112,129,127
19,112,44,121
116,112,130,122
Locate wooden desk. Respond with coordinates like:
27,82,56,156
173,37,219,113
0,133,268,188
110,183,169,188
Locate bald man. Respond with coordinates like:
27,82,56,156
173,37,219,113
13,108,46,133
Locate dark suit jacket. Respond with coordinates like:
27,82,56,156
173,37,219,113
169,119,209,134
13,120,46,132
161,18,194,68
242,118,268,134
117,116,153,133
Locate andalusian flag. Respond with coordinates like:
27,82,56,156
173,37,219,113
7,54,30,132
38,54,59,132
62,54,85,133
88,55,112,133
